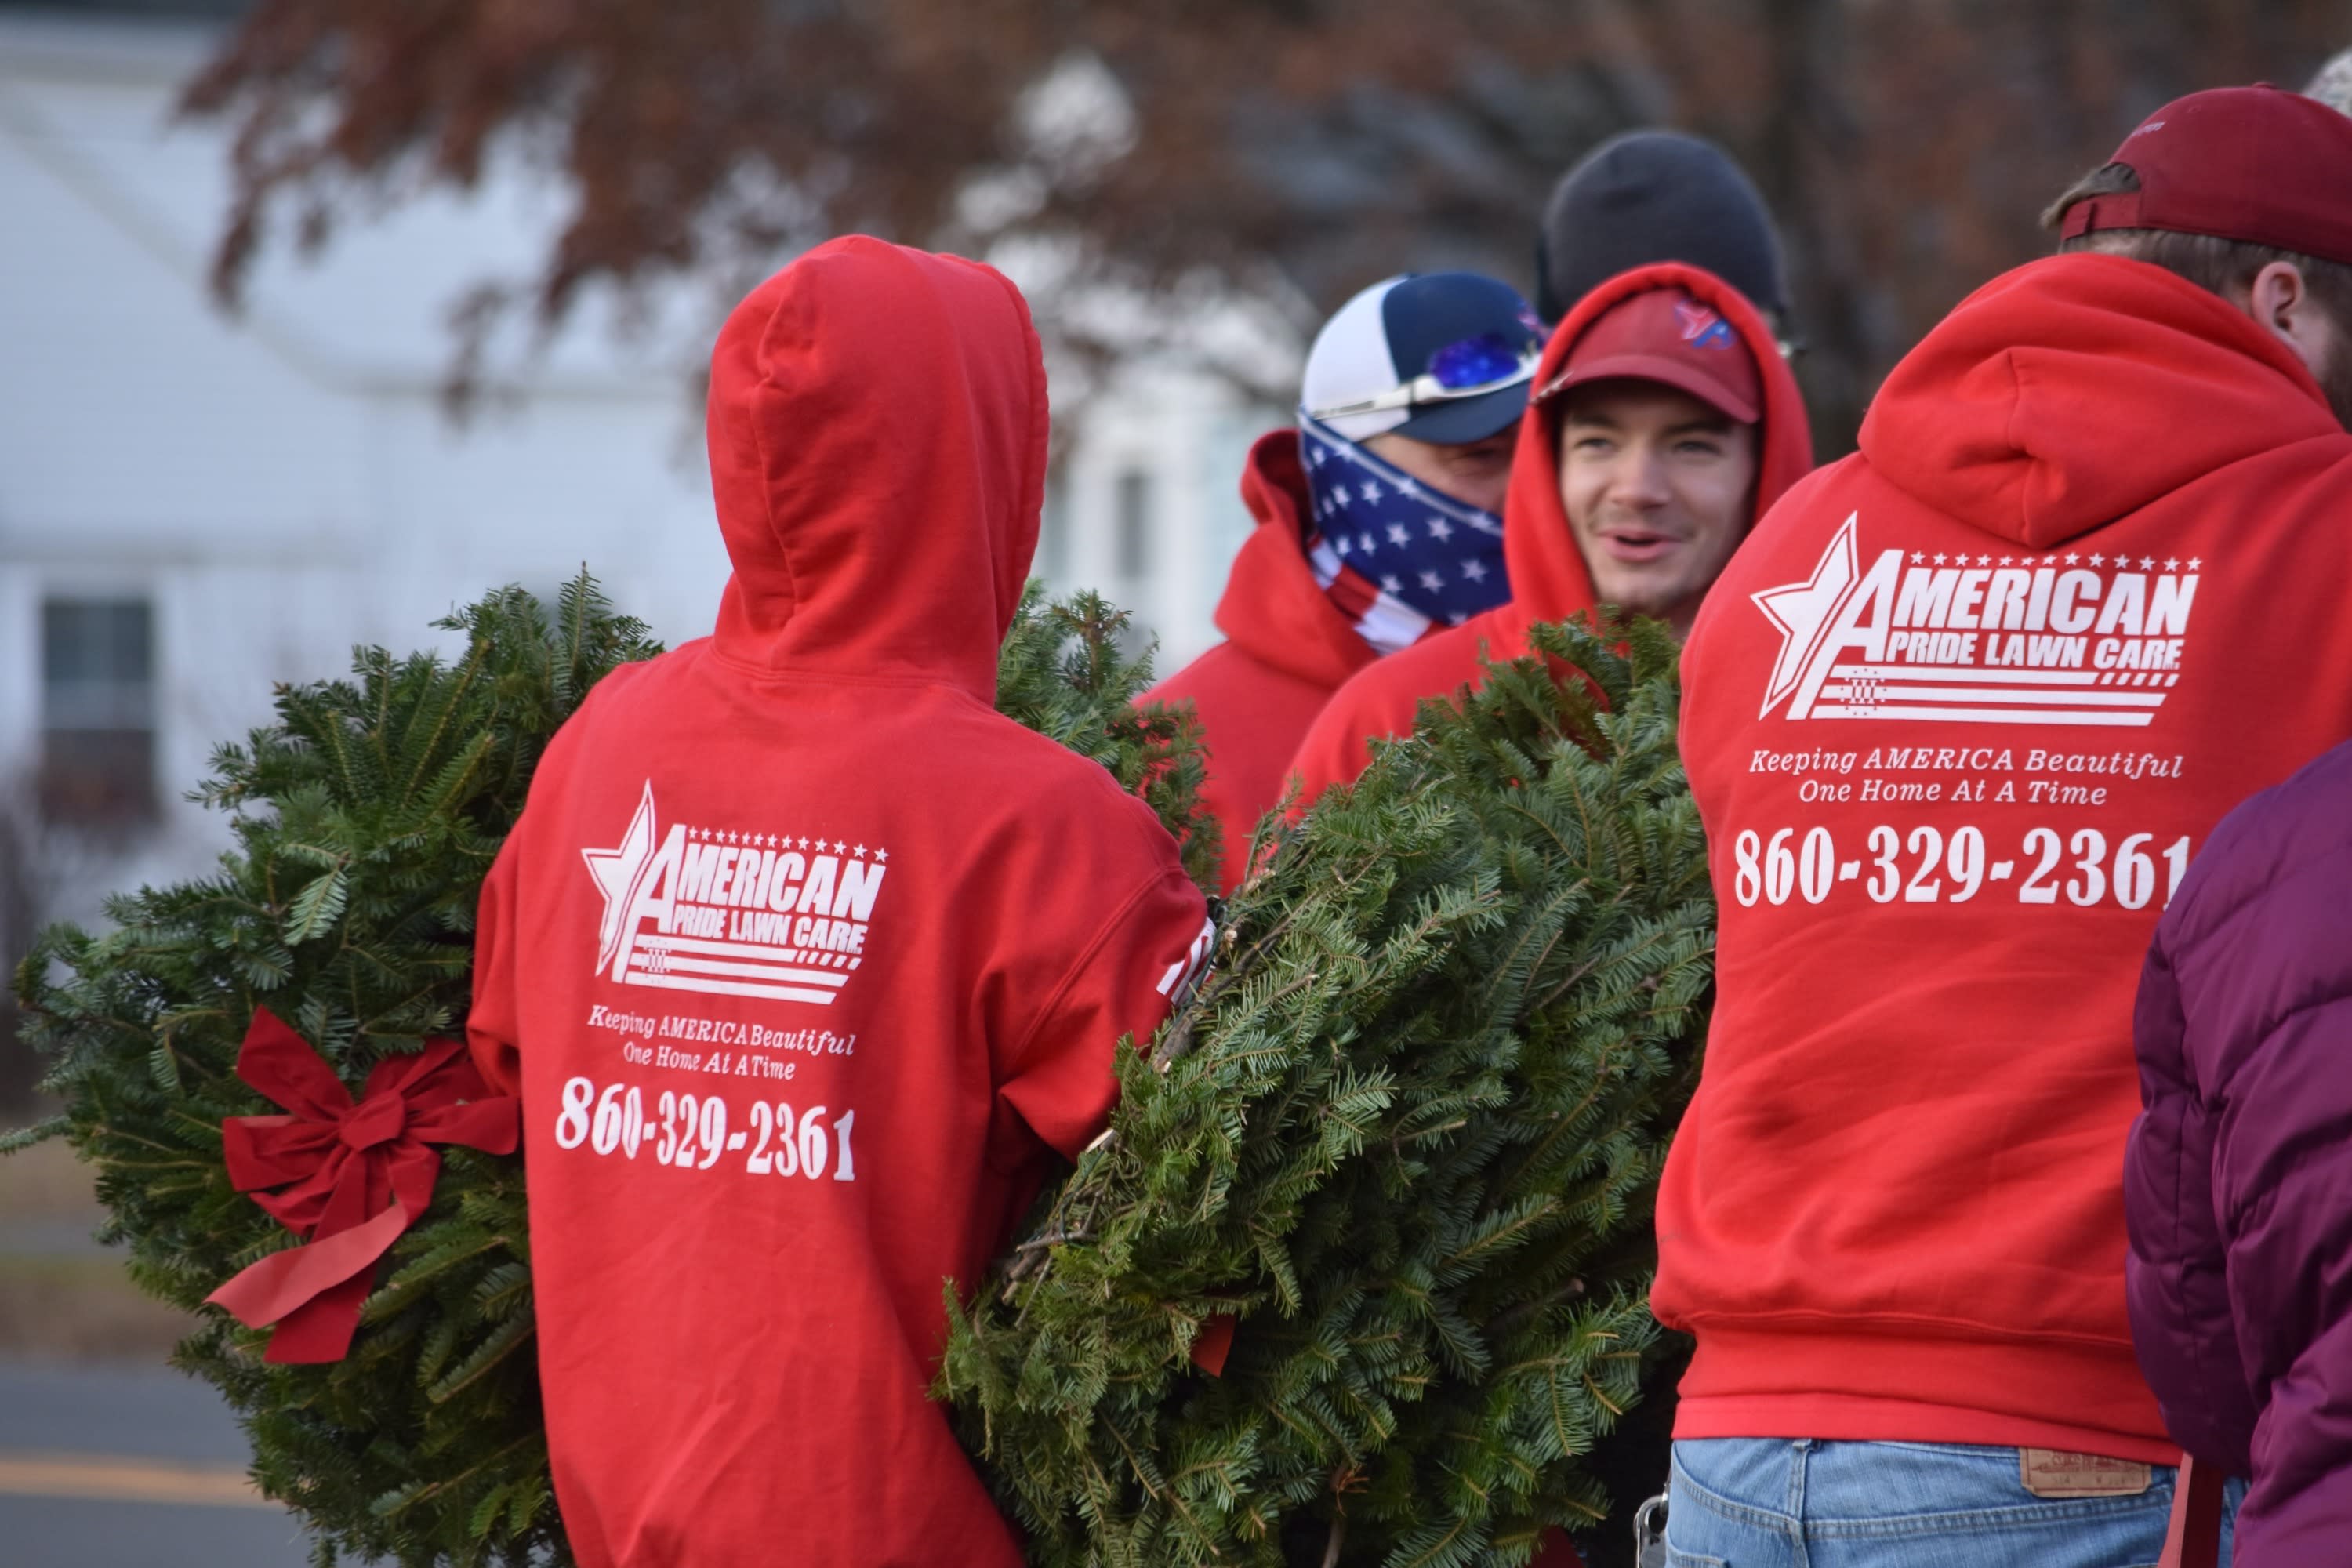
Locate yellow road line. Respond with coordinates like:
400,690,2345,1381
0,1450,274,1510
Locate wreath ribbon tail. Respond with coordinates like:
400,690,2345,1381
207,1201,412,1363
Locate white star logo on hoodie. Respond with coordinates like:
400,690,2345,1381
582,782,660,975
1752,514,1861,718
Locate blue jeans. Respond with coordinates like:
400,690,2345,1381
1664,1439,2240,1568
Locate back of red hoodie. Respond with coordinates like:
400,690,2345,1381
1287,263,1813,797
1144,431,1378,891
1657,252,2352,1460
466,239,1212,1567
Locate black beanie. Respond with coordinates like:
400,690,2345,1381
1534,130,1789,325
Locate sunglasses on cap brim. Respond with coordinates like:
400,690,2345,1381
1305,333,1541,423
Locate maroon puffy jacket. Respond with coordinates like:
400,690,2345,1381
2128,737,2352,1566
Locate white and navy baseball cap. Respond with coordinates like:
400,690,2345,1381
1301,272,1546,445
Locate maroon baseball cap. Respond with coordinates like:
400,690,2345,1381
2063,84,2352,265
1535,287,1761,423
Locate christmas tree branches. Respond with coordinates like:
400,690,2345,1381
940,615,1712,1568
7,578,1207,1567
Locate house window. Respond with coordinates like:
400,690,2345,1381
1113,467,1153,581
41,597,157,826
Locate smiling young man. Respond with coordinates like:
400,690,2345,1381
1145,271,1541,890
1547,287,1766,637
1287,264,1813,795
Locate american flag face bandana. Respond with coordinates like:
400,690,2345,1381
1298,417,1512,655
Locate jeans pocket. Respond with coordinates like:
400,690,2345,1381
1665,1552,1728,1568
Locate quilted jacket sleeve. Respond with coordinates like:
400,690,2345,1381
2125,923,2257,1472
2127,740,2352,1544
2220,976,2352,1548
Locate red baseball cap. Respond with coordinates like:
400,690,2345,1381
1536,287,1761,423
2063,84,2352,265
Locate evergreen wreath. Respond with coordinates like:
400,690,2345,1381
6,577,1212,1566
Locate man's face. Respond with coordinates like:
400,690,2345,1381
1363,428,1517,516
1556,381,1759,637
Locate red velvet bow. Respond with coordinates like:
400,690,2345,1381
205,1007,519,1363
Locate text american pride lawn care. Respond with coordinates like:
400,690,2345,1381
1754,516,2202,728
584,782,889,1009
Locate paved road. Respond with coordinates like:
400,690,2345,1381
0,1357,313,1568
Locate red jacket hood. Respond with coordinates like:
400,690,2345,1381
1493,260,1815,643
706,236,1047,701
1860,252,2341,548
1210,430,1378,689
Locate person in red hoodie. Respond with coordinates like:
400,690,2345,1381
1145,271,1543,892
1653,85,2352,1566
465,238,1215,1568
1288,262,1815,797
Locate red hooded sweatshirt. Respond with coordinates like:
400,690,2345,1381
1655,252,2352,1461
1287,263,1814,797
1143,431,1380,891
467,238,1212,1567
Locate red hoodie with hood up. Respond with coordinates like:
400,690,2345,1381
1287,263,1814,797
1657,252,2352,1461
1144,430,1380,891
467,238,1212,1567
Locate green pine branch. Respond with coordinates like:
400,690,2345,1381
939,615,1711,1568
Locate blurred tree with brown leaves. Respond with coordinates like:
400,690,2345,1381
183,0,2348,452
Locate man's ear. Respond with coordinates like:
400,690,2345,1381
2247,261,2339,387
2249,260,2310,336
